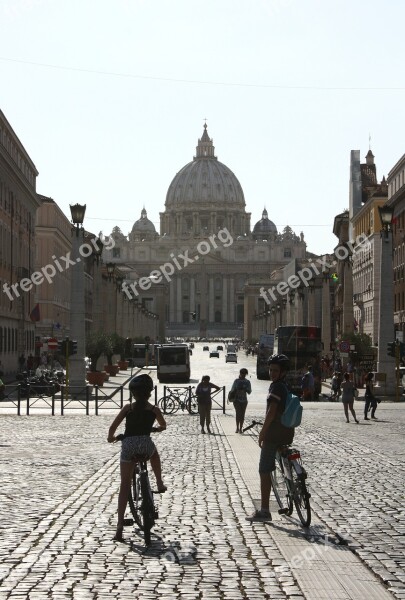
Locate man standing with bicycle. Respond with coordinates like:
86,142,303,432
247,354,295,522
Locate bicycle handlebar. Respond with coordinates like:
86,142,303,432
115,427,164,443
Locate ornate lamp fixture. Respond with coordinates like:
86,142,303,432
69,203,86,236
378,204,394,239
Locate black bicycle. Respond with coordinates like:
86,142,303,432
243,420,312,527
157,386,198,415
116,431,164,545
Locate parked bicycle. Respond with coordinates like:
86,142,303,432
157,386,198,415
116,432,163,545
243,420,312,527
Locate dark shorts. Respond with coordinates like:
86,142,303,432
259,442,278,474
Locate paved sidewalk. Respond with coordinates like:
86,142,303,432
0,401,404,599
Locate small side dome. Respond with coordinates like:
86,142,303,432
253,208,278,237
131,208,156,234
129,208,158,242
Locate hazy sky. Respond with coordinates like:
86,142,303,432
1,0,404,255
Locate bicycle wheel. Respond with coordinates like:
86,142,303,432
157,396,177,414
270,460,293,516
140,472,155,545
188,394,199,414
128,470,143,529
290,463,311,527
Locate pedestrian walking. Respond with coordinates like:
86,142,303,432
301,365,315,401
196,375,220,434
341,372,359,423
229,368,251,433
364,372,378,420
330,371,342,401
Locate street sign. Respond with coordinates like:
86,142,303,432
339,341,350,352
48,338,58,350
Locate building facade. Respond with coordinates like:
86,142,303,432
0,110,40,374
387,154,405,339
104,125,306,339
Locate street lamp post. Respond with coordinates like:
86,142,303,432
377,204,395,395
69,203,87,394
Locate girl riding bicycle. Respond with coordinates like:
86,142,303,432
107,374,167,541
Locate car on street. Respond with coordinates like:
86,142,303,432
203,346,209,351
217,345,224,351
210,351,220,358
225,352,237,363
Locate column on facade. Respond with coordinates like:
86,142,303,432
210,212,215,232
176,277,182,323
296,293,304,325
222,277,228,322
308,290,316,326
169,279,175,322
209,276,215,322
190,277,196,315
228,278,235,322
193,212,199,235
342,262,354,336
321,280,331,355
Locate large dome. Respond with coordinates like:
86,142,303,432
165,125,245,209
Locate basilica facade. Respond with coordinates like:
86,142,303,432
104,125,306,339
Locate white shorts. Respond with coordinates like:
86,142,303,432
120,436,156,463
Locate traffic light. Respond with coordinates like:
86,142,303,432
69,340,78,355
58,340,64,354
387,342,395,357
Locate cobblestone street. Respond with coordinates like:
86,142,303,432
0,401,404,599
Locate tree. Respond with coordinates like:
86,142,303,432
86,331,113,372
105,333,126,365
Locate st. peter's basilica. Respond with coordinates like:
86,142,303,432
104,125,306,339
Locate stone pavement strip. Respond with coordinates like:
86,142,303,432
218,413,393,600
0,405,403,599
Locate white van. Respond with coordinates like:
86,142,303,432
157,344,190,383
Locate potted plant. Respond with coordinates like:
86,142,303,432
104,333,125,376
85,331,113,386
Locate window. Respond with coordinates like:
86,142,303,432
214,310,221,323
112,247,121,258
284,248,292,258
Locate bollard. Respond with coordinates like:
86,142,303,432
17,385,21,416
26,385,30,416
95,386,99,416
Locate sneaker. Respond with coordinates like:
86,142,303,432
355,419,359,424
371,416,378,420
364,417,369,420
246,510,272,522
201,428,205,434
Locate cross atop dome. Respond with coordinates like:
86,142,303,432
195,123,217,160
